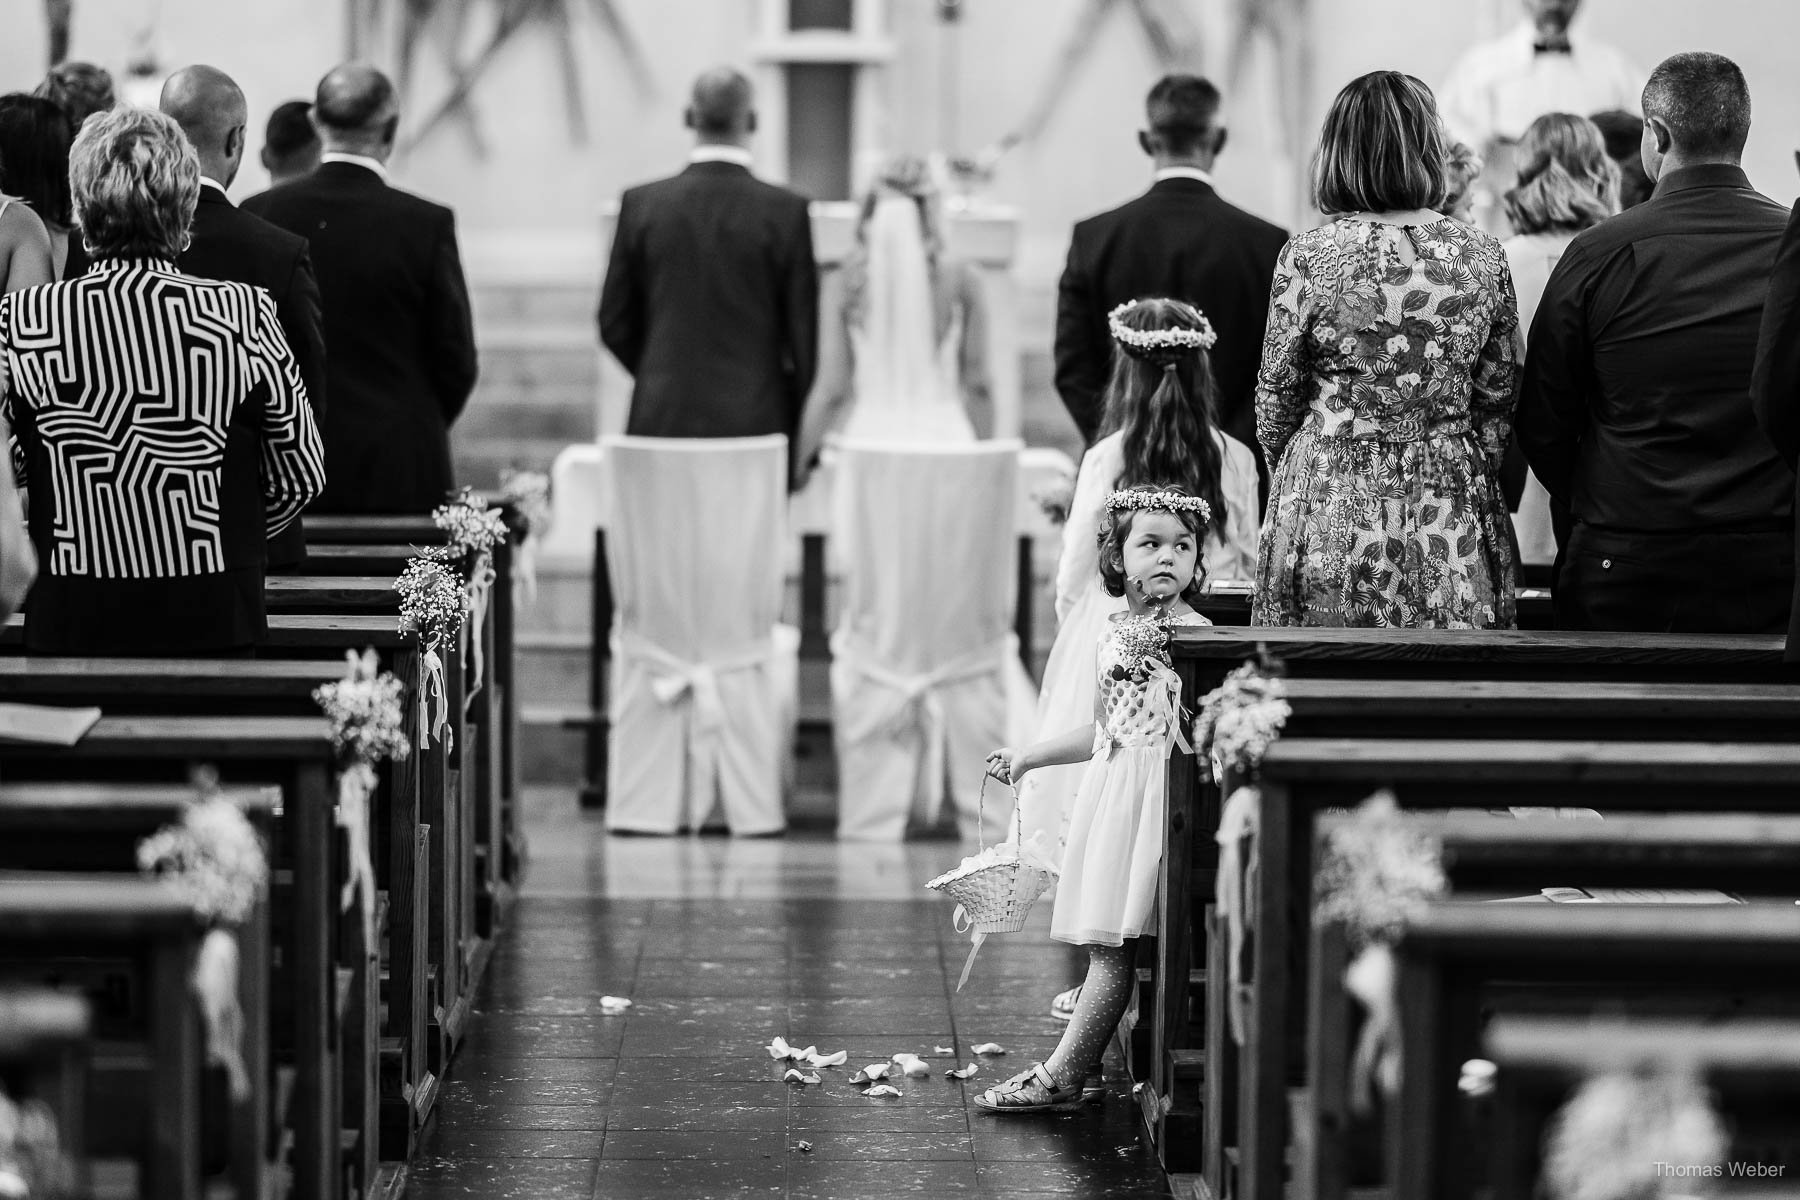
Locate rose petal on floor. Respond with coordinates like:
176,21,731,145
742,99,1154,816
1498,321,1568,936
862,1084,904,1098
972,1042,1006,1056
946,1063,979,1079
850,1063,891,1083
599,995,632,1014
767,1035,795,1060
933,1045,955,1055
803,1049,847,1069
783,1068,823,1085
891,1053,930,1078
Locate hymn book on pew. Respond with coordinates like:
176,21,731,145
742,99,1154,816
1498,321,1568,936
0,702,103,746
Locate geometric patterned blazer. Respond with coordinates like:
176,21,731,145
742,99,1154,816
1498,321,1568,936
0,258,325,653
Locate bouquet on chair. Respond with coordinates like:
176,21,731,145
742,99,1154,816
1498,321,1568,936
925,775,1059,991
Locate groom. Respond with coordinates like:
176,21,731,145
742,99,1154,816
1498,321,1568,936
599,68,820,483
1054,75,1287,487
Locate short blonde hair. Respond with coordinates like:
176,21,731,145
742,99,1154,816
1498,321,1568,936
1504,113,1620,236
1312,72,1448,216
70,106,198,262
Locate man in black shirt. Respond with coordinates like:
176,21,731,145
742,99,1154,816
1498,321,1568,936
1518,51,1796,633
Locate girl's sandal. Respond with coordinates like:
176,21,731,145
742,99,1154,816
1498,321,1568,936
973,1063,1087,1113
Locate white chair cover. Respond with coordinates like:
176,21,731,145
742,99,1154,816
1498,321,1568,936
603,435,798,835
543,442,608,565
830,440,1033,840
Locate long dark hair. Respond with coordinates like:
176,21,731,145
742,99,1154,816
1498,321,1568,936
0,93,74,228
1097,297,1227,542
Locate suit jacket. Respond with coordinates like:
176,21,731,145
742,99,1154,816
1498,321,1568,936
244,161,477,514
1750,199,1800,657
180,184,327,566
1054,176,1288,470
599,161,819,446
1,260,324,654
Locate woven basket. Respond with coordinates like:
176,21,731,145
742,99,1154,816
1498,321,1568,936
925,776,1054,935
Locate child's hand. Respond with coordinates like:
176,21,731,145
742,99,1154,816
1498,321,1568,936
984,747,1021,785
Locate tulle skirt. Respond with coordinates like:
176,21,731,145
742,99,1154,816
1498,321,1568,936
1050,744,1166,947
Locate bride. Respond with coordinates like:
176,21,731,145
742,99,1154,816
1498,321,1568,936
805,155,991,450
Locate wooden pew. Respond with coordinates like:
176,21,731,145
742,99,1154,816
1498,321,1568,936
1233,738,1800,1200
300,545,418,575
0,878,207,1200
264,576,400,613
0,716,357,1200
0,784,278,1200
1153,626,1791,1175
1483,1015,1800,1198
0,986,91,1195
1304,809,1800,1200
1195,586,1557,631
0,647,442,1165
1390,903,1800,1200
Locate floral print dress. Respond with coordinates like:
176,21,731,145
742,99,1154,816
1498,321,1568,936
1252,216,1521,628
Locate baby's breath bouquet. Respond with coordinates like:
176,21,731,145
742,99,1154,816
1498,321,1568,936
432,488,508,559
1194,656,1291,782
498,468,551,537
312,648,410,765
397,556,467,646
1544,1067,1726,1200
0,1091,70,1200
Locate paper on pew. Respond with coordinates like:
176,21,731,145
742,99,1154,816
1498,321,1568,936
0,702,101,746
1541,887,1742,904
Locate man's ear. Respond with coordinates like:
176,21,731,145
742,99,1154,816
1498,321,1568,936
225,125,245,163
746,110,758,136
380,114,400,147
260,145,274,172
1212,127,1229,159
1137,130,1154,158
1649,115,1674,156
683,106,697,132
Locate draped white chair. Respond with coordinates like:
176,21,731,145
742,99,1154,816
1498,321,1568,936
830,440,1034,841
602,435,798,835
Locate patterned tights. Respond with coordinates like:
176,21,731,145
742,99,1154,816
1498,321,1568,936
1045,941,1135,1086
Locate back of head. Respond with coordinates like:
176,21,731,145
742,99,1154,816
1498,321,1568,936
0,93,75,226
70,105,200,262
157,65,246,162
33,60,114,132
686,67,754,142
1642,51,1751,162
1144,74,1221,158
1505,112,1619,235
313,63,398,153
1314,71,1448,216
1100,297,1228,538
265,101,318,160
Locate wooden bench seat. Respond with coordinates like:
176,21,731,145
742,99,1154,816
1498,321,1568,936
1301,810,1800,1200
0,986,91,1192
0,877,208,1200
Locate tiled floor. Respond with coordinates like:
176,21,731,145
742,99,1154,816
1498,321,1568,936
407,791,1174,1199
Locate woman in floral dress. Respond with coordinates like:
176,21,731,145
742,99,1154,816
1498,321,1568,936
1253,71,1521,628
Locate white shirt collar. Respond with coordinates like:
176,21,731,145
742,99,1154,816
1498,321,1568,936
319,151,390,181
689,144,754,168
1154,165,1214,186
199,176,229,197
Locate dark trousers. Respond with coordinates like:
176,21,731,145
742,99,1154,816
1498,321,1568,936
1555,524,1796,634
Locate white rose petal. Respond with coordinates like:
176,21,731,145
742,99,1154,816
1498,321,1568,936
783,1068,823,1085
971,1043,1007,1056
862,1084,905,1098
946,1064,980,1080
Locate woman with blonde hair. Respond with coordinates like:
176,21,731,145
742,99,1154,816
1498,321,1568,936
1502,112,1620,574
804,154,990,448
1254,70,1521,628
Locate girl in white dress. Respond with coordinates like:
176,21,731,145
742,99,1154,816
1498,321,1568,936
976,484,1211,1112
1019,298,1258,1019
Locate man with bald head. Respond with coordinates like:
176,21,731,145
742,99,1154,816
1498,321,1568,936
600,67,818,478
161,64,327,568
245,63,477,514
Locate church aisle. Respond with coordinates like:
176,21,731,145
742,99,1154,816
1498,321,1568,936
404,792,1174,1199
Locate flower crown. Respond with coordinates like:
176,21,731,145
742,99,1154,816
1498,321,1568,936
1108,300,1219,357
1105,488,1212,525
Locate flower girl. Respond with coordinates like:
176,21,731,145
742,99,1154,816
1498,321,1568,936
976,483,1212,1112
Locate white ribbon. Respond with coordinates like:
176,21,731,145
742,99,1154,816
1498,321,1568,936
336,762,378,951
514,534,539,609
613,631,779,822
832,633,1016,828
192,927,249,1102
1215,784,1261,1046
1344,943,1400,1115
418,643,451,751
463,553,495,714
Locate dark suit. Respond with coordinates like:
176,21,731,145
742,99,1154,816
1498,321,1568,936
1519,164,1796,634
1750,201,1800,658
1053,174,1287,471
179,183,327,567
598,159,819,449
244,159,477,514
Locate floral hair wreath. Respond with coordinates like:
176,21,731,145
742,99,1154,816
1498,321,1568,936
1108,299,1219,358
1104,487,1212,526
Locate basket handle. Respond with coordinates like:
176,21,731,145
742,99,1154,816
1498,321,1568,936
976,771,1016,851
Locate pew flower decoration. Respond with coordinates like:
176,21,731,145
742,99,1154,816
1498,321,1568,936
1311,790,1447,1114
432,489,507,708
1194,656,1290,784
499,467,551,606
0,1090,70,1200
397,555,467,749
137,772,268,1102
313,648,410,954
312,648,410,764
1543,1065,1726,1200
1028,467,1075,528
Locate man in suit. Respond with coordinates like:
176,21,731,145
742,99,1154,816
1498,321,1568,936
1519,52,1795,634
161,65,327,569
1750,192,1800,660
599,67,818,481
261,99,321,186
245,63,477,514
1054,74,1288,483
